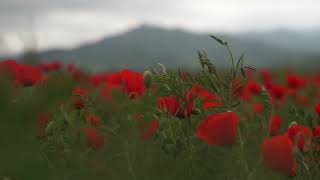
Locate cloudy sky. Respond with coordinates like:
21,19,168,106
0,0,319,55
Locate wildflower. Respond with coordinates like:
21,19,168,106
262,135,297,176
196,112,240,146
158,92,194,118
286,124,312,151
253,103,264,113
72,87,89,97
36,112,52,137
315,103,320,116
82,127,106,150
86,114,102,126
14,64,43,87
269,83,287,102
74,99,85,110
141,120,160,140
269,115,283,136
192,84,221,109
286,74,305,90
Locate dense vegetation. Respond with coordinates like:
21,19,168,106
1,37,320,180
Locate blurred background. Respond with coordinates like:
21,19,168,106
0,0,319,70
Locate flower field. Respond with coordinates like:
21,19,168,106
0,37,320,180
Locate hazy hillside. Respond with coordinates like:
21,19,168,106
33,25,319,70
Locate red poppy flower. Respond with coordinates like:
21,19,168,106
314,126,320,138
260,68,272,83
82,127,106,150
74,99,85,110
36,112,52,137
67,63,75,72
14,64,43,87
247,81,262,95
106,70,146,97
269,115,283,136
90,73,108,87
253,103,264,113
86,114,102,126
262,135,297,176
141,120,160,140
192,84,221,109
196,112,240,146
295,95,310,106
237,81,262,100
315,103,320,116
269,83,287,102
158,93,194,118
286,74,305,90
286,125,312,151
72,87,89,97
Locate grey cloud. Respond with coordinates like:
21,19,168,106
0,0,320,55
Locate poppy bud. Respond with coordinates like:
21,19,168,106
143,70,153,89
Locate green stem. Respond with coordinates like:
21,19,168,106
124,141,137,180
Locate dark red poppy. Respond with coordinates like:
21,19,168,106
253,103,264,113
260,68,272,83
286,73,305,90
36,112,52,137
314,126,320,138
196,112,240,146
74,99,85,110
86,114,102,126
295,95,310,106
269,115,283,136
14,64,43,87
82,127,106,150
262,135,297,176
315,103,320,116
72,87,89,97
192,84,221,109
286,125,312,151
269,83,287,102
141,120,160,140
90,73,108,87
67,63,75,72
158,93,194,118
106,70,146,97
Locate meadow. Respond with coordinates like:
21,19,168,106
0,37,320,180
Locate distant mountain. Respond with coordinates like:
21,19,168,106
36,25,319,70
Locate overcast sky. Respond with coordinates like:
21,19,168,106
0,0,320,55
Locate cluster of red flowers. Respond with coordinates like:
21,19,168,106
2,59,320,177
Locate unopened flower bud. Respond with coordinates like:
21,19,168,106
143,70,153,89
289,121,298,127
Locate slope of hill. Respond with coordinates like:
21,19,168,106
34,25,319,70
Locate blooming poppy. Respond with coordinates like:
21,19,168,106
196,112,240,146
315,103,320,116
269,115,283,136
36,112,52,137
269,83,287,102
141,120,160,140
72,87,89,97
74,99,85,110
82,127,106,150
14,64,43,87
286,73,305,91
106,70,146,97
253,103,264,113
158,93,194,118
192,84,221,109
286,125,312,151
86,114,102,126
262,135,297,176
